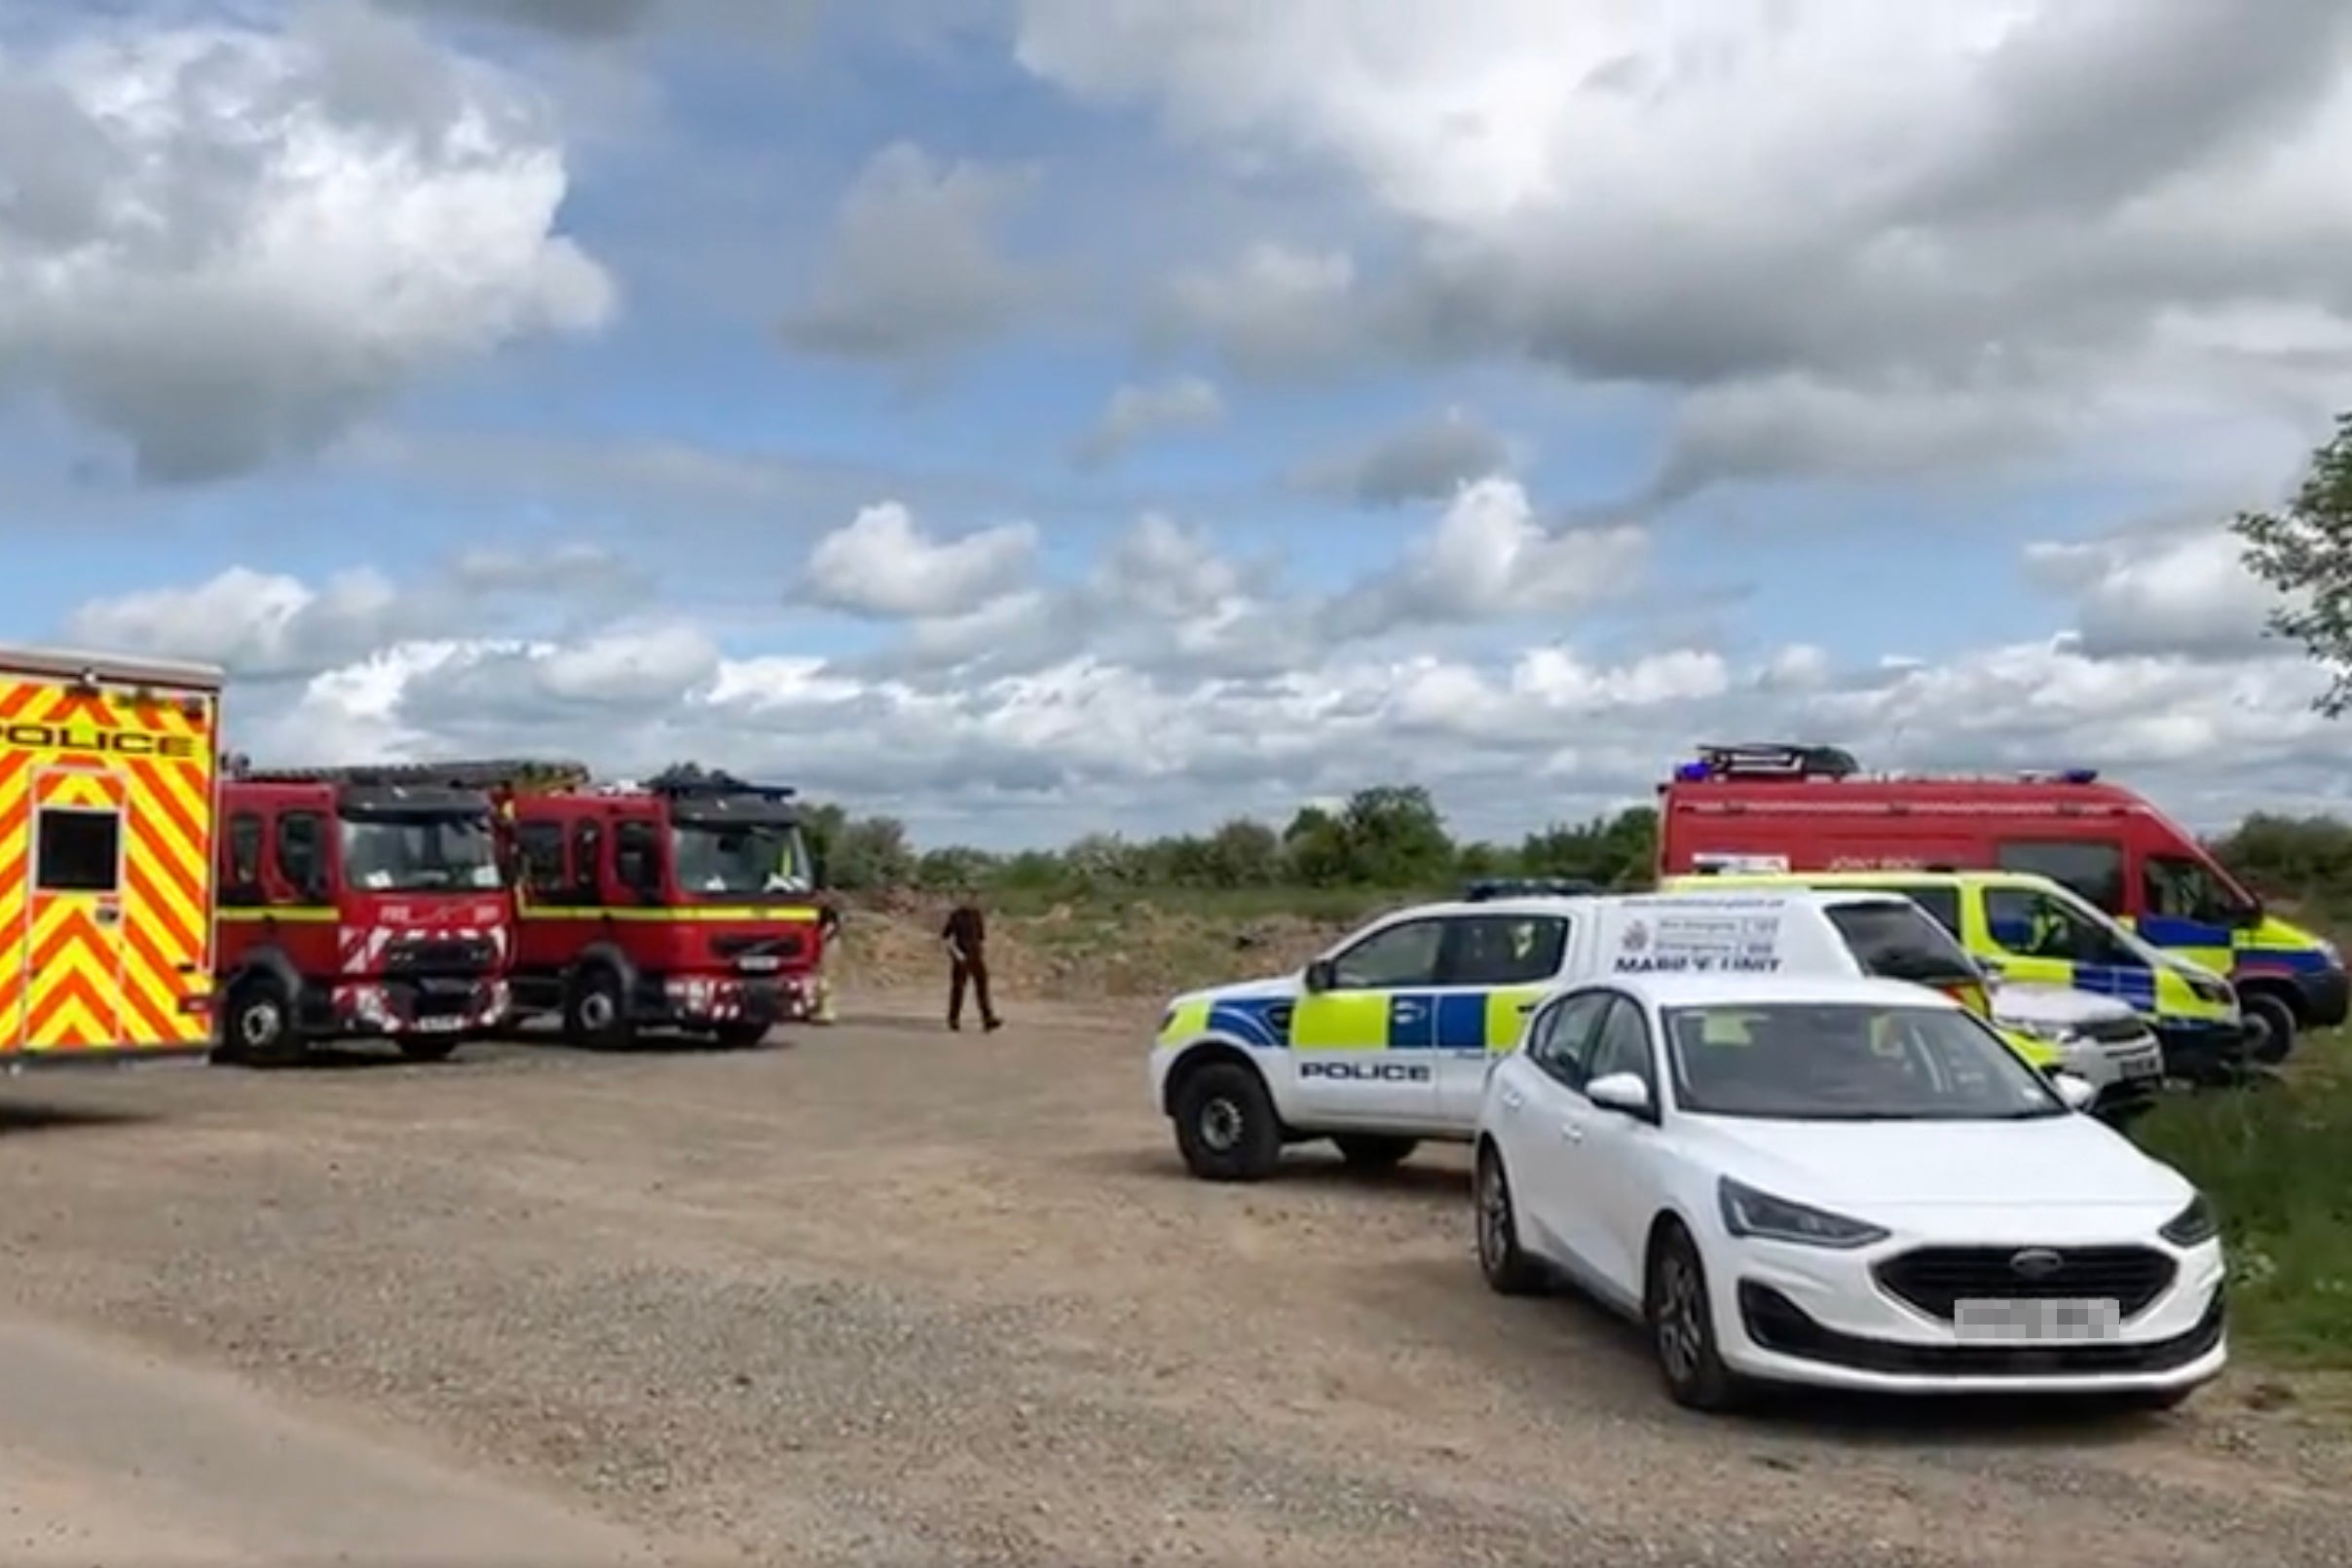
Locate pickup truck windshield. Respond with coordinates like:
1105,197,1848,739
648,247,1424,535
338,811,503,892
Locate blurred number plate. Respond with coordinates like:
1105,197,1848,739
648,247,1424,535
412,1015,467,1033
1954,1298,2118,1342
2119,1054,2165,1080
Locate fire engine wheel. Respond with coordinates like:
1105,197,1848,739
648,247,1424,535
221,978,307,1068
564,967,635,1051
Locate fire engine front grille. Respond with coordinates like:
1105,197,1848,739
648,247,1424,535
383,937,498,976
1875,1246,2176,1322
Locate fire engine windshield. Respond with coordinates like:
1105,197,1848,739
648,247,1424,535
669,821,813,898
338,811,504,892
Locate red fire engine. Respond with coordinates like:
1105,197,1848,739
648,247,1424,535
214,760,511,1065
437,761,825,1049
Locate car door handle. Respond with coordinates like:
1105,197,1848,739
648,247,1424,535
1515,999,1539,1013
1500,1088,1525,1111
1558,1121,1584,1143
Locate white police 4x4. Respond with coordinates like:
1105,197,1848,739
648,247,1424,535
1150,888,2105,1181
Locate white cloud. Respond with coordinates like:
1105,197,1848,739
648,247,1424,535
0,4,614,482
778,141,1039,367
2025,519,2290,660
1019,0,2352,487
1072,376,1224,467
800,501,1040,619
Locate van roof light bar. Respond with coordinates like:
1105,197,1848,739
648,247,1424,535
1686,743,1861,781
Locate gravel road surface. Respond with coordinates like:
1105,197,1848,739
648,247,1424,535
0,995,2343,1566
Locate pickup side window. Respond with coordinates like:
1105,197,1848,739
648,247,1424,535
2143,854,2256,928
1328,918,1446,989
1438,915,1571,985
1995,840,2126,915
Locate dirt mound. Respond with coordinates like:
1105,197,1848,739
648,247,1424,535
830,897,1350,1004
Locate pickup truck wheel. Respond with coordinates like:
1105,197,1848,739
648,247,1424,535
2243,992,2296,1066
713,1021,770,1049
1171,1062,1282,1182
564,967,635,1052
221,977,306,1068
1332,1134,1418,1171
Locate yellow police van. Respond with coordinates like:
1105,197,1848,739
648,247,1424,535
1663,870,2246,1086
1150,887,2151,1182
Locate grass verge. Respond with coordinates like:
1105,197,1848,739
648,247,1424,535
2134,1029,2352,1368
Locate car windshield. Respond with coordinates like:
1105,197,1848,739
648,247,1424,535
337,811,503,892
1662,1002,2066,1122
669,822,813,897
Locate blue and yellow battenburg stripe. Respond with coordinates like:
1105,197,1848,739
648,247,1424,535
1160,986,1548,1053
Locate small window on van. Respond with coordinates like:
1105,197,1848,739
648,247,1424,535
1823,900,1978,986
1996,840,2125,915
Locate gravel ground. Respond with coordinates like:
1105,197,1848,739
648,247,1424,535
0,992,2345,1567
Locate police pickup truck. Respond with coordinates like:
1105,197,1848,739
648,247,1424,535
1150,888,2159,1181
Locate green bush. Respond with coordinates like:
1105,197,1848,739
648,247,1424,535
2134,1039,2352,1365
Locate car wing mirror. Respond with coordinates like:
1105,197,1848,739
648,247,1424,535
1303,958,1335,992
2050,1072,2098,1112
1586,1071,1653,1117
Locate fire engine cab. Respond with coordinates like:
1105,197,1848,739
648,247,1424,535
215,761,510,1065
450,762,824,1050
1657,742,2349,1061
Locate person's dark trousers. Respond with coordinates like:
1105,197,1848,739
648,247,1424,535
949,956,1000,1030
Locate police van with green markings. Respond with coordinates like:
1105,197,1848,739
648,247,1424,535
1149,887,2157,1181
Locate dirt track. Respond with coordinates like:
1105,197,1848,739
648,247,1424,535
0,994,2345,1566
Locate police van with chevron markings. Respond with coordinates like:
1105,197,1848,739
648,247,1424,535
1150,886,2159,1181
0,644,225,1067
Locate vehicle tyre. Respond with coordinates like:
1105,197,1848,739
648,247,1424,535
2242,991,2296,1067
220,976,306,1068
1332,1133,1418,1171
713,1021,770,1049
1171,1062,1282,1182
563,965,635,1051
395,1035,462,1063
1646,1220,1745,1413
1474,1144,1545,1296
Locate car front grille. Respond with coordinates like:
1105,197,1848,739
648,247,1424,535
1874,1245,2177,1322
2078,1015,2154,1044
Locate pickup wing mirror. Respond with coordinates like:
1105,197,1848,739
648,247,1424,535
1303,958,1336,993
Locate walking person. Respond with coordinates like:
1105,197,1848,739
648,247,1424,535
942,889,1002,1032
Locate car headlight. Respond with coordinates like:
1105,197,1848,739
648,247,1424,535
2321,939,2341,968
2000,1018,2084,1046
1717,1177,1890,1250
2159,1192,2220,1249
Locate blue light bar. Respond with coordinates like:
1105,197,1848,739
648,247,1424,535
1674,761,1712,782
2062,768,2099,785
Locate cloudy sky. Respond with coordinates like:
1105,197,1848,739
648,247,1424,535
12,0,2352,846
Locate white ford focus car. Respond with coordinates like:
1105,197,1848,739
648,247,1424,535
1473,973,2226,1411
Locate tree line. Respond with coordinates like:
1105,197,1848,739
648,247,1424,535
798,785,1661,897
792,785,2352,916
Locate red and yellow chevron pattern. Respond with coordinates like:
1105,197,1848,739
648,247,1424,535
0,678,216,1054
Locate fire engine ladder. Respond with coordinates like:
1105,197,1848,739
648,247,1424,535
224,758,596,792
